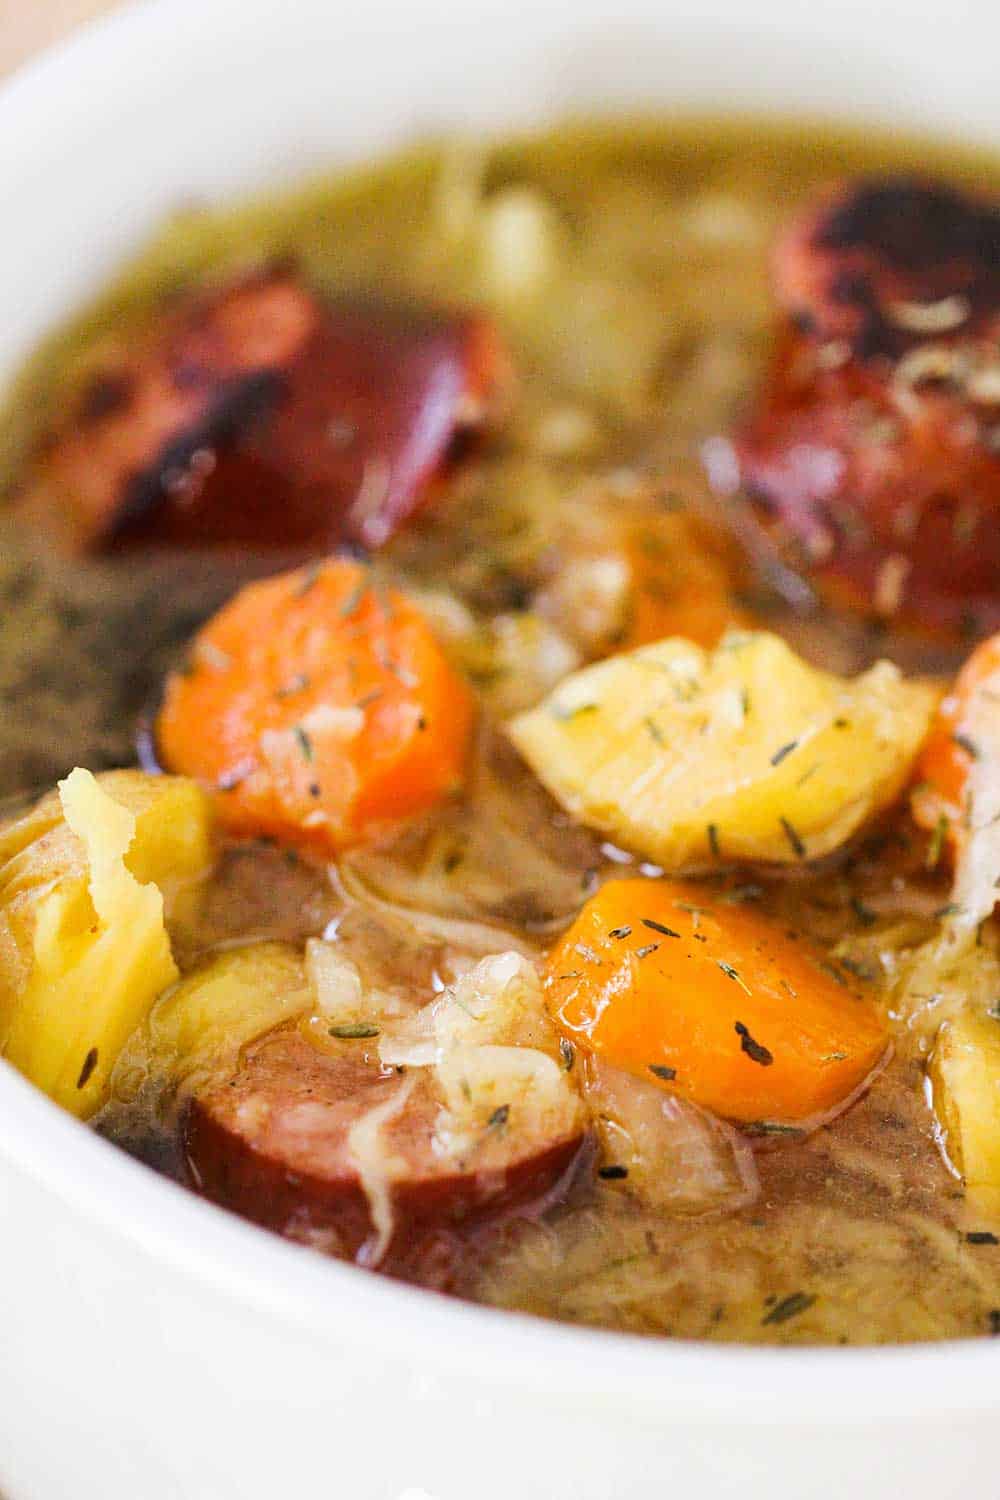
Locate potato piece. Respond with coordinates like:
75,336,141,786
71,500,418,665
145,943,312,1096
508,630,938,868
0,768,213,1117
929,1009,1000,1209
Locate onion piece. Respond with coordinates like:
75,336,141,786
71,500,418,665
337,860,537,958
582,1058,759,1215
378,951,584,1166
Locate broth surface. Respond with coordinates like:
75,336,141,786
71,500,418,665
4,117,1000,1343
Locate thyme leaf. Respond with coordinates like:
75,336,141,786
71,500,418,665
641,917,680,939
718,961,752,995
770,740,799,767
735,1020,773,1066
762,1291,816,1325
779,815,806,859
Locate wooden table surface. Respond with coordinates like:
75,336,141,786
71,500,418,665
0,0,120,79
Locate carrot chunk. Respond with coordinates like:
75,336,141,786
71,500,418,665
619,515,751,652
913,633,1000,860
544,879,888,1126
157,558,475,855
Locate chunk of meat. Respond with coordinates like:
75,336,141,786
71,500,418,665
185,1028,584,1265
18,268,507,554
729,177,1000,637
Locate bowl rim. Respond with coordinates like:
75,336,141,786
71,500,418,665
3,0,1000,1420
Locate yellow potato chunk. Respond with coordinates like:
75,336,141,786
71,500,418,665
0,768,213,1117
144,942,312,1095
929,1009,1000,1210
508,630,938,869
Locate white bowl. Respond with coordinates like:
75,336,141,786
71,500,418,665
2,2,1000,1496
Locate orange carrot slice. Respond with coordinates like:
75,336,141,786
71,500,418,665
913,633,1000,862
544,878,888,1126
157,558,475,856
619,515,751,652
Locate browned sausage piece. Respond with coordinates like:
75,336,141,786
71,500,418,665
730,177,1000,638
17,268,507,555
185,1029,584,1266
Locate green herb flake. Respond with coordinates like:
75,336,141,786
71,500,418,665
648,1063,677,1081
966,1231,1000,1246
762,1291,816,1326
76,1047,99,1090
641,917,681,939
644,716,665,744
952,732,980,760
293,725,314,762
329,1022,381,1040
735,1020,773,1066
770,740,799,767
718,961,752,996
744,1121,806,1139
779,815,806,859
634,943,660,960
559,1038,575,1072
488,1104,511,1130
707,823,721,860
609,925,633,940
598,1164,629,1181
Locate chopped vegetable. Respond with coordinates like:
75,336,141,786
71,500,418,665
379,950,584,1165
903,635,1000,1043
618,513,751,651
509,629,938,870
143,942,312,1094
929,1008,1000,1214
582,1056,759,1212
913,632,1000,871
0,769,213,1116
544,878,889,1124
157,558,476,856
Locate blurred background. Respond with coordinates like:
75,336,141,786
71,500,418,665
1,0,116,76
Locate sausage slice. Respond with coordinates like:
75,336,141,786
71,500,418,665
18,268,507,554
185,1028,583,1265
730,177,1000,636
